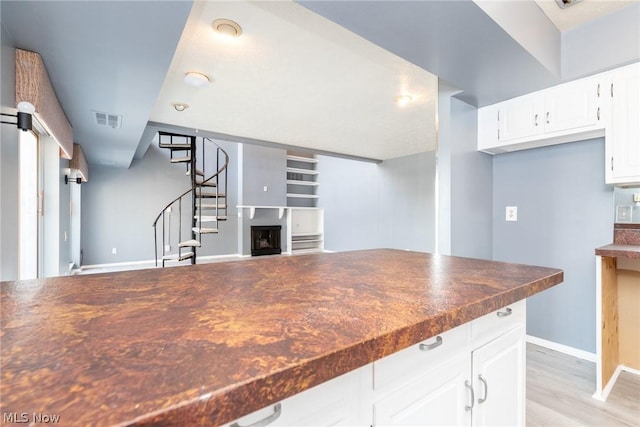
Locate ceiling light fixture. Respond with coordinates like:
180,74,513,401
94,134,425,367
212,19,243,38
172,103,189,112
184,72,210,88
394,95,412,107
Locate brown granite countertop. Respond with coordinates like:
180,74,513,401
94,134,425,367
596,223,640,258
1,249,563,426
595,244,640,259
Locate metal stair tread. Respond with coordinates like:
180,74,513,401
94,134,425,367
196,181,217,187
162,252,194,261
178,240,201,248
196,202,227,209
159,143,191,150
186,168,205,177
193,227,219,234
194,215,228,222
170,156,191,163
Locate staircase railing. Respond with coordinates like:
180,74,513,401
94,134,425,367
153,133,229,267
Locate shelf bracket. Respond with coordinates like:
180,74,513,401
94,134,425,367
278,208,285,219
249,207,256,220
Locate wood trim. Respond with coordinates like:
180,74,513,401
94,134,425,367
15,49,73,159
601,256,619,389
70,144,89,182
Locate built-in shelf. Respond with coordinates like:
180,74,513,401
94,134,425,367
287,193,319,199
286,167,319,175
287,152,318,209
287,155,318,164
287,180,319,186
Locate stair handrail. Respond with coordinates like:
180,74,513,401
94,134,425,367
151,138,229,228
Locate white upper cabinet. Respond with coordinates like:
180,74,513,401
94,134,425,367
497,93,544,142
606,62,640,186
479,73,607,154
543,77,601,134
479,62,639,185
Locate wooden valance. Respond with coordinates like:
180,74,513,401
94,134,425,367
15,49,73,159
70,144,89,182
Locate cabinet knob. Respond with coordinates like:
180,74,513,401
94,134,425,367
419,335,443,351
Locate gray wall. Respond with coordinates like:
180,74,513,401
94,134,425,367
449,98,493,259
240,144,286,206
318,151,436,253
81,141,239,265
1,24,19,281
378,151,436,252
317,155,379,251
492,138,614,353
438,86,493,259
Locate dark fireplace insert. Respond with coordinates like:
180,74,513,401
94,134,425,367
251,225,282,256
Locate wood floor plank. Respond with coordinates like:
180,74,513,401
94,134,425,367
527,343,640,426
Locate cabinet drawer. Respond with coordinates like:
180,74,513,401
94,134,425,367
471,299,525,347
222,367,363,427
373,323,470,392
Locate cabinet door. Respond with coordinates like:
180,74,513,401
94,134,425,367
498,94,544,142
471,326,525,427
544,78,600,134
373,353,470,427
607,63,640,184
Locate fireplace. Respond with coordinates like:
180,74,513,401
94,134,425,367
251,225,282,256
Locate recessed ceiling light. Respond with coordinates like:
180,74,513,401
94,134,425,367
172,103,189,112
184,72,210,88
394,95,412,107
555,0,582,9
212,19,242,38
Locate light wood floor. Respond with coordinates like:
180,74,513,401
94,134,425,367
527,343,640,426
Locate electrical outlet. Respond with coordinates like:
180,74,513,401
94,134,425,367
165,245,171,252
112,247,117,255
263,185,268,192
634,193,640,204
506,206,518,222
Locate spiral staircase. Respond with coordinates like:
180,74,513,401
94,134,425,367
152,131,229,267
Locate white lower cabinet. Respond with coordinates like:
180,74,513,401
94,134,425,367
471,326,525,427
223,301,526,427
373,352,470,426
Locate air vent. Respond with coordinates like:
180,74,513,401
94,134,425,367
92,110,122,129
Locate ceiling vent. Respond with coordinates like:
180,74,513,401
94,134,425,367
92,110,122,129
555,0,583,9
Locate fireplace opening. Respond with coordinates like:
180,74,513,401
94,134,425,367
251,225,282,256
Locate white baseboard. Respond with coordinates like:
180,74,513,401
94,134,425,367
80,253,242,272
526,334,597,363
593,364,640,401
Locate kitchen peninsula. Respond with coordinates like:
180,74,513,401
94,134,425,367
1,249,562,426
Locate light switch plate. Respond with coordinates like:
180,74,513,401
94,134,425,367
506,206,518,221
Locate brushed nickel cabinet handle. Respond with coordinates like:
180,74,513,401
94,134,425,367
497,307,512,317
597,107,600,121
546,112,550,124
465,380,475,411
419,335,443,351
597,83,600,97
534,114,539,126
478,374,488,404
230,403,281,427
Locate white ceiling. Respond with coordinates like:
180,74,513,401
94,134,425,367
149,1,438,161
535,0,637,31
